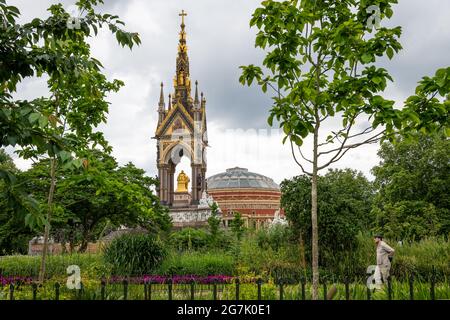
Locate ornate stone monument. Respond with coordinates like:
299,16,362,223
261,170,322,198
153,11,219,227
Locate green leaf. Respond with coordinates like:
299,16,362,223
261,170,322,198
58,150,71,163
38,115,48,128
361,53,372,64
445,127,450,137
268,114,274,127
386,47,394,60
29,113,40,124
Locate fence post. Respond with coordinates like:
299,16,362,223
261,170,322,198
279,280,284,301
9,283,14,300
213,282,217,301
366,287,371,300
430,266,435,301
32,283,38,300
144,281,148,300
301,278,306,300
344,277,350,301
78,281,84,300
168,278,173,300
148,281,152,300
55,282,60,301
101,278,106,300
387,276,392,300
190,280,195,300
235,278,240,300
409,274,414,301
323,281,327,301
257,278,262,300
123,279,128,300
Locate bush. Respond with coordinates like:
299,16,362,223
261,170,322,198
257,224,291,251
157,251,235,276
103,234,166,276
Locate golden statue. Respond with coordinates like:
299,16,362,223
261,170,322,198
176,170,190,192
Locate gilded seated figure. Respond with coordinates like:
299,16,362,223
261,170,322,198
176,170,190,192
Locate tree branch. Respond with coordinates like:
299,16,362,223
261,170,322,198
290,139,312,176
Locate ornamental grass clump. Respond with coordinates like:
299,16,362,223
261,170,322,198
103,234,166,276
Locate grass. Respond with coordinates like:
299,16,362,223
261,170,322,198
156,250,235,276
0,254,108,279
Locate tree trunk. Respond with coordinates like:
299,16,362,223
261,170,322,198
311,121,320,300
38,157,56,283
299,233,306,269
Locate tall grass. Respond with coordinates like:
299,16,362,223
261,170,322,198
156,250,235,276
0,254,107,279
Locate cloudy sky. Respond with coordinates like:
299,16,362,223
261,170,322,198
8,0,450,185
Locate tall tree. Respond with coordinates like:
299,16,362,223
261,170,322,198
281,169,374,267
372,131,450,240
240,0,449,298
0,0,141,282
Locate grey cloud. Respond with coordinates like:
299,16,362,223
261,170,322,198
5,0,450,182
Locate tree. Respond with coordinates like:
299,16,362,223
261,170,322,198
207,202,222,247
281,169,374,267
21,149,172,252
230,212,245,241
0,149,38,254
0,0,141,282
372,131,450,240
240,0,449,298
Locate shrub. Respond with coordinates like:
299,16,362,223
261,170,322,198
257,224,291,251
103,234,166,276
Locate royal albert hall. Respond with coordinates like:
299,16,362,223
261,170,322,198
207,167,284,229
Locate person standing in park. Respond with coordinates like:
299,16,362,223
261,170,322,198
373,234,395,289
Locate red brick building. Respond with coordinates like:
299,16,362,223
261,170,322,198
207,167,283,229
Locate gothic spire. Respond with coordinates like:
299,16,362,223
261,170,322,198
158,82,165,109
174,10,191,106
194,80,199,106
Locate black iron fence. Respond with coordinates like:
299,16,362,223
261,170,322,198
1,273,448,300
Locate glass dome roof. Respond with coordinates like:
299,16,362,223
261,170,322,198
207,167,280,190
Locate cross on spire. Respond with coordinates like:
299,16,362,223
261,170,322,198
179,10,187,25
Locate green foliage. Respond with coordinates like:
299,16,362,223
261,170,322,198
15,150,171,253
0,0,141,234
157,250,235,276
103,234,166,276
281,169,374,261
236,232,301,280
230,212,245,241
169,228,209,251
0,149,39,254
0,253,108,278
207,202,222,247
257,224,291,252
372,132,450,240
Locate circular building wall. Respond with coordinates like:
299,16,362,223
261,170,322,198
207,167,283,229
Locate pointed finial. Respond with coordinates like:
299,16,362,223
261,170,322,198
159,82,165,107
179,10,187,27
168,94,172,110
194,80,199,105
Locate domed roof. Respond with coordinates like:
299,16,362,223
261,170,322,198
207,167,280,191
